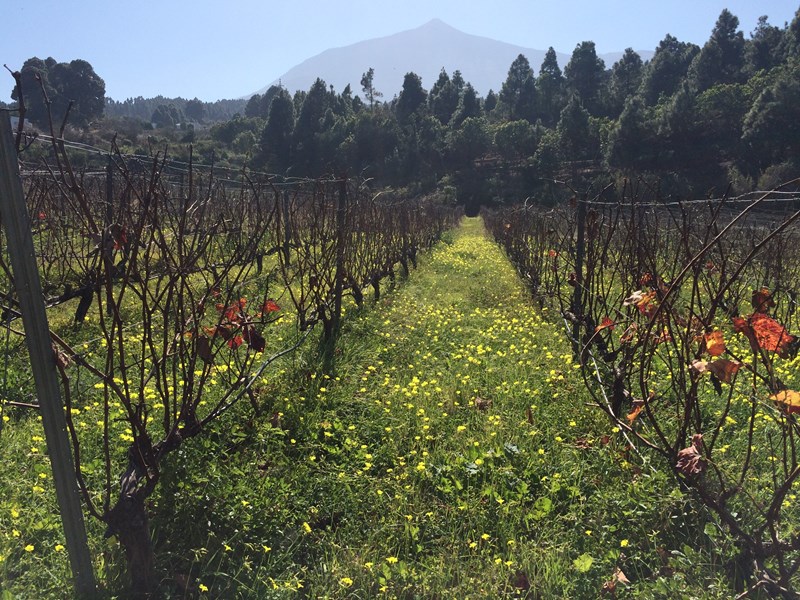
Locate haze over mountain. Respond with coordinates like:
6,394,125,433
252,19,654,98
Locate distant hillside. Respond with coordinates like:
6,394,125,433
252,19,652,98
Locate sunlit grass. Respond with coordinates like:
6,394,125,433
0,217,746,598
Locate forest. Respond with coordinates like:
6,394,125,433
8,7,800,213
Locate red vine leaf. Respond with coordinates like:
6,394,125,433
261,299,281,314
735,313,797,358
595,316,616,333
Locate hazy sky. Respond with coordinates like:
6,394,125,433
2,1,798,102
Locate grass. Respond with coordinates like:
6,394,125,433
0,217,748,598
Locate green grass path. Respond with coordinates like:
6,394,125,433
188,216,644,598
1,217,719,599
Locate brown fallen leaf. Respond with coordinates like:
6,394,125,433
676,433,706,477
474,396,492,411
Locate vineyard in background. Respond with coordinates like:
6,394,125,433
483,181,800,597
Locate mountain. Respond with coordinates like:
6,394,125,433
252,19,653,98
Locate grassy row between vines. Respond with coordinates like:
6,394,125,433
1,217,745,598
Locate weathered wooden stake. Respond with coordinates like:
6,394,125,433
104,154,115,315
331,176,347,338
0,113,96,596
571,191,586,362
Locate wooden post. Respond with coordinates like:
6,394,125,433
0,114,96,596
282,189,291,265
571,192,586,362
331,176,347,339
104,155,114,315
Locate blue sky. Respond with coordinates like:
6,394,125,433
2,0,798,102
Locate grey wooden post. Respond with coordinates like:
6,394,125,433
0,113,96,596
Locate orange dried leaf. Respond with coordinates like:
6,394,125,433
619,322,638,344
623,290,644,306
595,316,616,333
732,316,759,354
626,405,643,423
626,399,646,424
262,299,280,313
770,390,800,414
704,331,726,357
749,313,796,358
707,359,741,384
752,287,775,314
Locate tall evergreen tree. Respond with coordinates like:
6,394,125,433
451,82,480,128
744,15,784,75
292,78,330,174
537,47,565,126
258,89,294,173
429,69,459,125
556,96,592,160
606,96,657,171
12,56,105,128
499,54,537,122
360,67,383,109
781,7,800,59
564,42,606,115
689,9,745,91
639,35,700,105
742,63,800,171
396,72,427,125
483,89,498,114
606,49,643,118
184,97,206,122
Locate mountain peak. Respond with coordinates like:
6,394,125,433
254,22,651,99
419,18,454,30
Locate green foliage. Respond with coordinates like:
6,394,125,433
428,69,459,125
494,120,537,161
396,72,427,125
537,47,566,126
499,54,537,122
564,42,606,116
639,35,700,106
151,103,184,129
11,56,105,128
446,116,490,169
689,9,746,92
606,49,643,118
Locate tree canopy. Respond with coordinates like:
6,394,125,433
12,56,106,128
